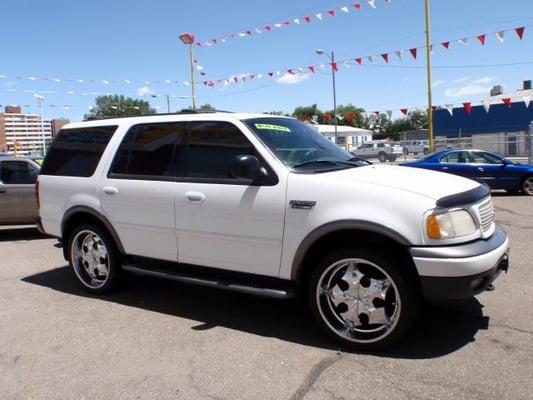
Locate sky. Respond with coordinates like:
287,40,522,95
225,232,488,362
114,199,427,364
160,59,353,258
1,0,533,121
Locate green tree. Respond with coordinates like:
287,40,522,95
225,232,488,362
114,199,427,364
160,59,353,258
264,110,290,116
196,103,216,112
84,95,155,119
324,104,369,129
292,104,323,122
406,109,428,130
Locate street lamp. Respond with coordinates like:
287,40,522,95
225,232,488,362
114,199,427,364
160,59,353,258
316,49,338,144
33,93,46,156
179,32,197,109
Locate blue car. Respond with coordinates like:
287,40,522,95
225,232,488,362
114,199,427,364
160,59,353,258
401,149,533,195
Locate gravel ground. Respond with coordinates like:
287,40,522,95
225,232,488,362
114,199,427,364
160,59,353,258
0,192,532,400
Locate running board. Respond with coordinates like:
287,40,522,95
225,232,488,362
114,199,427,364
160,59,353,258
122,263,295,299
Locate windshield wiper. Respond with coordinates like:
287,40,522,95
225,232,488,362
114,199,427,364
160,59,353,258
292,160,361,169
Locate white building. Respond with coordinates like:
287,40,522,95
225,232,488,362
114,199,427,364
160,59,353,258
0,106,68,155
313,124,373,150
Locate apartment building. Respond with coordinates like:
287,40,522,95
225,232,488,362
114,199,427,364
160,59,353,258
0,106,69,155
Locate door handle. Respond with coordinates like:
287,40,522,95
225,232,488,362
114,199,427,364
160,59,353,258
102,186,118,195
442,166,449,171
185,191,205,204
477,167,484,172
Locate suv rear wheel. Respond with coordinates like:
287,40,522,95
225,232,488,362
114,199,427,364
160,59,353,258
68,224,121,293
308,248,418,350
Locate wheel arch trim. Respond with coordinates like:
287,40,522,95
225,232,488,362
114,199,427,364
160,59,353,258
61,205,125,254
290,220,411,281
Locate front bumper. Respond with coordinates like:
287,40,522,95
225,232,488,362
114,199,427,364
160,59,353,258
409,224,509,301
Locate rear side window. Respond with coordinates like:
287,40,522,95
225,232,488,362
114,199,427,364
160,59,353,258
0,160,38,184
41,126,117,177
110,122,186,178
185,121,254,179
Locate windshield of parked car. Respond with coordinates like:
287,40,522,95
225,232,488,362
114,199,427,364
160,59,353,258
244,117,362,170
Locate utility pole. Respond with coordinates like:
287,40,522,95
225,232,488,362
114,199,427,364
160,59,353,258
166,95,171,113
179,33,197,109
316,49,338,144
424,0,434,152
34,94,46,156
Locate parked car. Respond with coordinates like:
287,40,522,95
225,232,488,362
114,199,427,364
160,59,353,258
351,141,403,162
401,149,533,195
401,140,429,155
0,156,40,225
37,113,509,350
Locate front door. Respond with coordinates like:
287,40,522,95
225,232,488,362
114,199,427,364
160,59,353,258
174,120,286,277
0,159,39,224
100,122,187,262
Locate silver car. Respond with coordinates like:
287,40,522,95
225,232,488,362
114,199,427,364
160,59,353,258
0,156,40,225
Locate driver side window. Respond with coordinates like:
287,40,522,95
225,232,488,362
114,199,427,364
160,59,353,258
440,151,469,163
0,161,38,184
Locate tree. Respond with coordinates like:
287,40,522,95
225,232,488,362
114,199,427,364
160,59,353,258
84,95,155,119
324,104,369,129
406,110,428,130
264,110,290,116
292,104,323,122
196,103,216,112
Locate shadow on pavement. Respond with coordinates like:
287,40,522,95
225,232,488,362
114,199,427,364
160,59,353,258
0,226,50,242
22,266,489,359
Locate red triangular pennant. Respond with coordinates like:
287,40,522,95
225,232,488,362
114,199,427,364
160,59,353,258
304,16,311,23
355,58,362,65
347,112,354,122
283,20,290,26
515,26,525,40
400,108,409,116
409,48,417,59
354,3,361,9
373,111,380,116
287,69,294,74
463,102,472,115
267,72,274,77
245,30,252,36
502,97,512,108
327,9,335,16
441,41,450,50
308,65,315,73
476,34,486,45
264,25,272,31
381,53,389,63
331,62,338,71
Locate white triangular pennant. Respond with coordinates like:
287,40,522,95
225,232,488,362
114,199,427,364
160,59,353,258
386,110,393,119
367,55,375,63
315,13,323,20
481,100,491,113
395,50,403,61
342,61,351,68
293,18,300,24
255,28,262,34
458,38,469,46
368,0,376,9
341,6,349,13
274,23,282,28
524,95,531,108
445,104,454,116
496,31,505,43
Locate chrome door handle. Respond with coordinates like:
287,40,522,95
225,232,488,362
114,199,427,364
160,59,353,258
102,186,118,195
442,166,449,171
185,191,205,204
477,167,484,172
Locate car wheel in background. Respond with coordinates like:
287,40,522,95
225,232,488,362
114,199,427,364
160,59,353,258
378,152,387,163
308,247,419,350
68,224,121,293
522,176,533,195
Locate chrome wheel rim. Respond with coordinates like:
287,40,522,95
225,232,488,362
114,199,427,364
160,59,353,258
523,177,533,195
71,230,110,289
316,258,401,344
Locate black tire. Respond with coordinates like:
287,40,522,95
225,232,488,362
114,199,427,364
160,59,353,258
403,148,409,156
378,152,387,163
308,247,419,350
521,175,533,196
67,223,121,294
388,155,398,162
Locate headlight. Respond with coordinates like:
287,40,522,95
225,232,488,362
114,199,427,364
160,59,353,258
426,210,477,239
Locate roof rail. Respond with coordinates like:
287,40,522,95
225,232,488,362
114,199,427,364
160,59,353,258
84,109,233,121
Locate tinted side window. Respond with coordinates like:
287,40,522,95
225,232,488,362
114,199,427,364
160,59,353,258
0,161,38,184
185,121,254,179
110,122,186,178
41,126,117,177
440,151,469,163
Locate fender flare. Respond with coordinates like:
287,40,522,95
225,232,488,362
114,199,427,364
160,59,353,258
290,220,411,281
61,205,125,254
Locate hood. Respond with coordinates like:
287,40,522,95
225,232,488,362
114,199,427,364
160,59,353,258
328,164,480,201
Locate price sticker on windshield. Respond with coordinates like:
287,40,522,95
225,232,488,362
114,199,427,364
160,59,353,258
254,123,291,133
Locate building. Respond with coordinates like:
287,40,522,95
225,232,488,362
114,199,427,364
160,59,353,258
313,124,373,150
0,106,70,155
434,80,533,157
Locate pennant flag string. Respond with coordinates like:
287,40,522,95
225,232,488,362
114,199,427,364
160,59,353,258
194,0,394,48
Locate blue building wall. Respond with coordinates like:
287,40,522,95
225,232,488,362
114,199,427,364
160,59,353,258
434,102,533,137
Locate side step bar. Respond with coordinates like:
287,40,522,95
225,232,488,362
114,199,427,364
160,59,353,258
122,263,295,300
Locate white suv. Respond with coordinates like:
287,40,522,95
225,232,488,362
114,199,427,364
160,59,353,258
36,112,509,349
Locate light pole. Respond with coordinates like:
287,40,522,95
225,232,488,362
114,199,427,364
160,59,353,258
424,0,434,152
179,32,197,109
34,94,46,156
316,49,338,144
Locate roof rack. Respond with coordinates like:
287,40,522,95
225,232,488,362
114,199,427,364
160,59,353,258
84,109,233,121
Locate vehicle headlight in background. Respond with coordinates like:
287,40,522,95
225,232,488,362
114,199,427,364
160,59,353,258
426,210,477,239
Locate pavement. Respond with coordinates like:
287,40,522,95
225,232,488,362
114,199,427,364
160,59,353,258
1,193,532,400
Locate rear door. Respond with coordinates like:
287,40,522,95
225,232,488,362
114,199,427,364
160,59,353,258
100,122,186,262
467,151,509,189
0,160,39,223
438,151,472,178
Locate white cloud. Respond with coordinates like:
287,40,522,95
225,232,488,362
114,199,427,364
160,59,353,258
276,73,311,85
453,76,470,83
444,85,491,98
473,76,495,84
432,79,445,87
137,86,152,97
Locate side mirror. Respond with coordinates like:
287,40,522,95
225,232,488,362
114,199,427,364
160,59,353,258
229,155,265,181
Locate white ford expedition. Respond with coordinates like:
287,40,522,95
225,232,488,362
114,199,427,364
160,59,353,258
37,112,509,349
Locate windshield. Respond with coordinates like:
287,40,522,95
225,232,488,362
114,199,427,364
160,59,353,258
244,117,357,169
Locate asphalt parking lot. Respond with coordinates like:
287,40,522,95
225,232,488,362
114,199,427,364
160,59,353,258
1,193,532,400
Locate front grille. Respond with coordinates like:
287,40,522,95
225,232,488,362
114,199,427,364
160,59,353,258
478,198,494,232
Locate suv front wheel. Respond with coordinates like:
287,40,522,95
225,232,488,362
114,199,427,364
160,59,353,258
68,224,121,293
308,248,418,350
